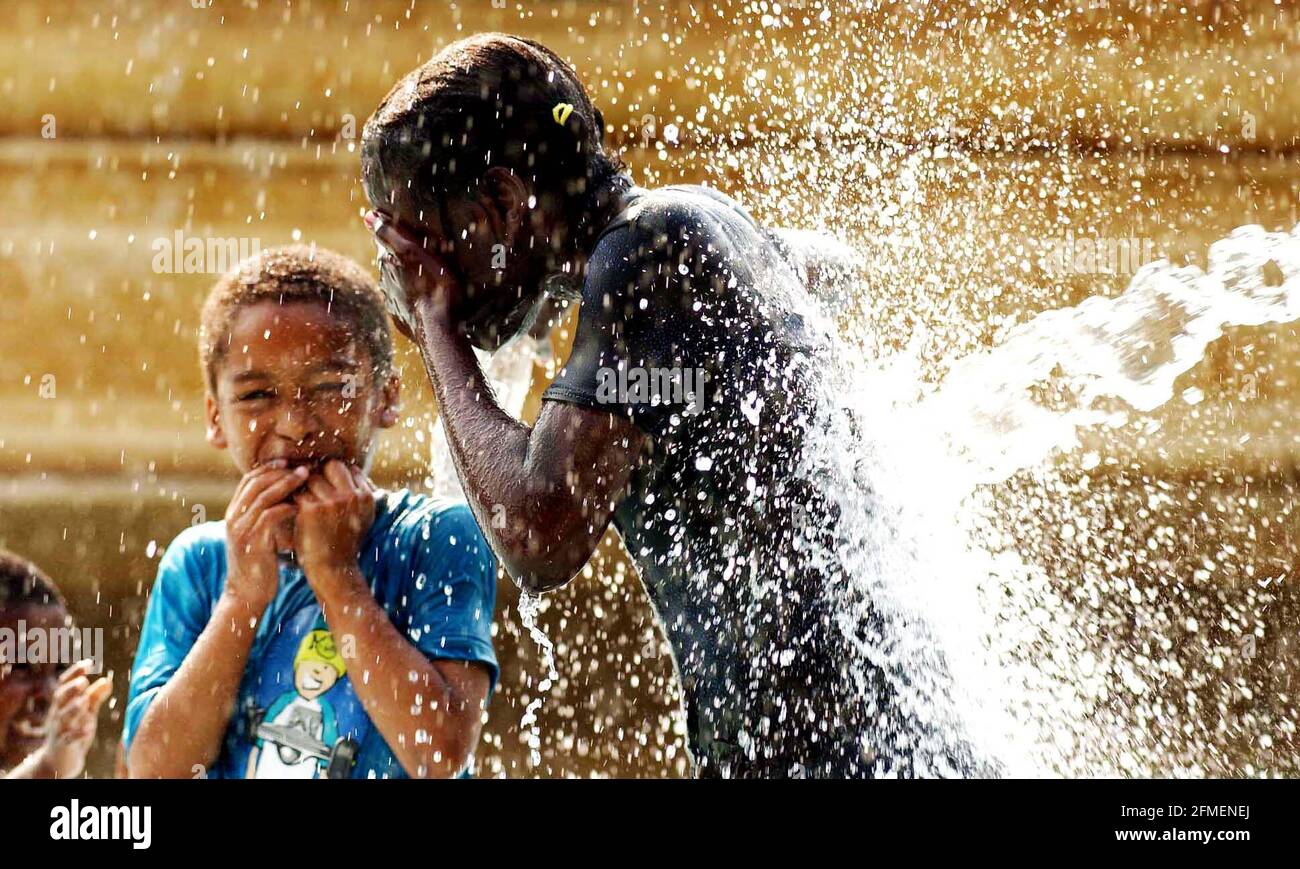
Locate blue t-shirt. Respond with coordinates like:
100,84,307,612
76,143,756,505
124,489,498,779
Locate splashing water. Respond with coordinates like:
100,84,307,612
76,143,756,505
480,224,1300,777
387,0,1300,778
608,0,1300,777
8,0,1297,783
429,337,549,500
421,335,565,769
797,224,1300,776
516,590,559,769
921,225,1300,489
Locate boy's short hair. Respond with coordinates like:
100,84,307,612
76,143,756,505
0,550,65,609
199,245,394,394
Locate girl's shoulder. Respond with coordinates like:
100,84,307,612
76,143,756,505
592,184,763,259
623,182,757,226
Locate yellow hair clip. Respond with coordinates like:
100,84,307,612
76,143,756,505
552,102,575,126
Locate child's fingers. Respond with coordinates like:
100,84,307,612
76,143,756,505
58,708,97,746
233,460,295,501
251,503,297,544
57,659,94,685
229,469,280,520
56,661,107,698
59,697,94,730
248,466,310,509
85,675,114,711
367,213,440,271
51,692,90,733
52,674,91,709
237,467,310,524
364,210,408,247
302,474,337,502
323,460,359,494
230,460,289,508
365,211,407,253
63,721,96,746
238,466,303,508
348,464,375,494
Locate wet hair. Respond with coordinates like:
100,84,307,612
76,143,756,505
199,245,394,394
361,32,630,256
0,550,65,610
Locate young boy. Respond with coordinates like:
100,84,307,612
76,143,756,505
1,550,113,779
124,245,498,779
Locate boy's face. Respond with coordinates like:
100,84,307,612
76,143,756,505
0,604,65,769
205,300,400,476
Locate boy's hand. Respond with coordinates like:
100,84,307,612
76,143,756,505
294,461,376,599
35,661,113,779
224,461,309,613
365,210,463,337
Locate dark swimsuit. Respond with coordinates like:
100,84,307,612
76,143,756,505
544,184,986,778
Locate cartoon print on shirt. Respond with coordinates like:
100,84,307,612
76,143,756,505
246,629,359,779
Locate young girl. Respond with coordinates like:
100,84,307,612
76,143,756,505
0,550,112,779
362,33,983,778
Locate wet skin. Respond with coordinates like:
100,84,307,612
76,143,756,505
366,171,651,593
205,298,399,488
367,167,567,351
0,604,65,767
1,604,113,778
129,299,490,778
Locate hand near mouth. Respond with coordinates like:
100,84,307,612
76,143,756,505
224,461,311,613
293,460,377,602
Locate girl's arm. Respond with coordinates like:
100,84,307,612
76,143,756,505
414,307,645,591
369,216,648,592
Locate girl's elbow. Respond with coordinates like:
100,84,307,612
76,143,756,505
508,555,582,594
492,492,604,593
500,525,596,593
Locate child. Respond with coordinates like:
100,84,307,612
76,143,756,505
124,245,498,779
362,33,988,778
1,550,112,779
